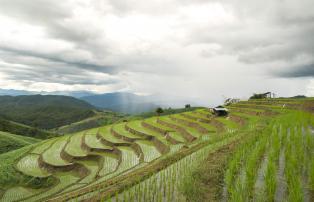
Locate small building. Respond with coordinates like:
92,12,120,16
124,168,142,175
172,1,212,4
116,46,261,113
224,98,240,106
212,105,229,116
264,92,272,98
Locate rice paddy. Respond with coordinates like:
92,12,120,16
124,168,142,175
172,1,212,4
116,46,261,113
0,98,313,202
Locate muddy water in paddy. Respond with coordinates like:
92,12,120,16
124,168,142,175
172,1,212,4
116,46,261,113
253,155,268,202
274,148,286,202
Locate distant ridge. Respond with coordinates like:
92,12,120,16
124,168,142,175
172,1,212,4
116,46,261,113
0,95,96,129
0,88,96,98
80,92,159,114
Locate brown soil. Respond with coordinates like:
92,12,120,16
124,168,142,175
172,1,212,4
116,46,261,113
229,114,246,126
141,121,180,145
190,141,240,202
157,118,196,142
168,116,209,134
303,100,314,113
209,118,225,133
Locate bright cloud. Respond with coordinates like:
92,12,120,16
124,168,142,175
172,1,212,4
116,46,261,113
0,0,313,105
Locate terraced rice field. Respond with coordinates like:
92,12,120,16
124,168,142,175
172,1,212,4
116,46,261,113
16,154,50,177
64,133,88,157
0,98,313,202
84,133,113,150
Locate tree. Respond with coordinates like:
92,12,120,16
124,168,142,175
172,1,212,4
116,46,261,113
185,104,191,108
249,93,266,100
155,107,164,116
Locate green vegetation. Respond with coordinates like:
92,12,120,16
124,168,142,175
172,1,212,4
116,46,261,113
42,137,72,166
132,106,203,119
136,140,161,162
0,118,58,139
54,110,125,134
16,154,51,177
85,133,113,150
0,146,55,190
0,95,96,129
64,133,88,157
0,131,40,154
0,98,313,202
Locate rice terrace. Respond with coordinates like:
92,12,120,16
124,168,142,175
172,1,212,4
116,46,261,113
0,97,313,202
0,1,313,201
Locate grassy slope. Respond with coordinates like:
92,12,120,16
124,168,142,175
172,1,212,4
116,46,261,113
0,95,96,130
54,110,125,134
0,118,59,139
0,131,41,154
0,145,55,190
131,107,204,119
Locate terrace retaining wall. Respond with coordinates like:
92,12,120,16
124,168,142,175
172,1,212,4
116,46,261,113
168,116,208,134
125,124,169,154
156,119,196,142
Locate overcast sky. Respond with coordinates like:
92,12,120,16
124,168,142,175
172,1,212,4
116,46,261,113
0,0,313,105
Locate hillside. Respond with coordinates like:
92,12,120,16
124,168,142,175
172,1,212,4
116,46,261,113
0,118,58,139
54,110,125,134
0,131,41,154
0,95,96,129
0,98,313,202
80,92,159,114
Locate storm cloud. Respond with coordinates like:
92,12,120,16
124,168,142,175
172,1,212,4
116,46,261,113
0,0,313,104
274,64,314,78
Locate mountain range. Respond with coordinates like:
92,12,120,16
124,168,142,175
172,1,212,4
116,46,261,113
0,89,160,114
0,95,96,129
0,89,198,114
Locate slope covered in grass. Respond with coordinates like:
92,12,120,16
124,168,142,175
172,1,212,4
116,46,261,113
0,118,58,139
0,131,41,154
0,145,55,190
0,95,96,129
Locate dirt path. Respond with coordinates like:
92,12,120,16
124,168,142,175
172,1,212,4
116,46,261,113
182,140,241,202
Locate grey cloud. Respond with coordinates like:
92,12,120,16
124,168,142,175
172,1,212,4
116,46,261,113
192,18,314,65
0,0,312,98
0,64,120,85
274,64,314,78
186,0,314,65
0,46,117,74
0,0,109,58
0,0,70,24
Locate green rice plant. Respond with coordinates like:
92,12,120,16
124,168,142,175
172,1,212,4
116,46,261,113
284,128,304,202
26,171,80,202
97,154,118,177
98,126,127,144
16,154,51,177
64,133,88,157
168,131,186,142
159,116,201,138
84,133,112,150
0,186,43,202
136,140,161,162
229,180,246,202
42,136,72,166
116,146,139,173
265,157,276,202
224,147,245,194
179,113,217,132
309,157,314,190
31,139,56,154
244,136,268,199
62,160,100,193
